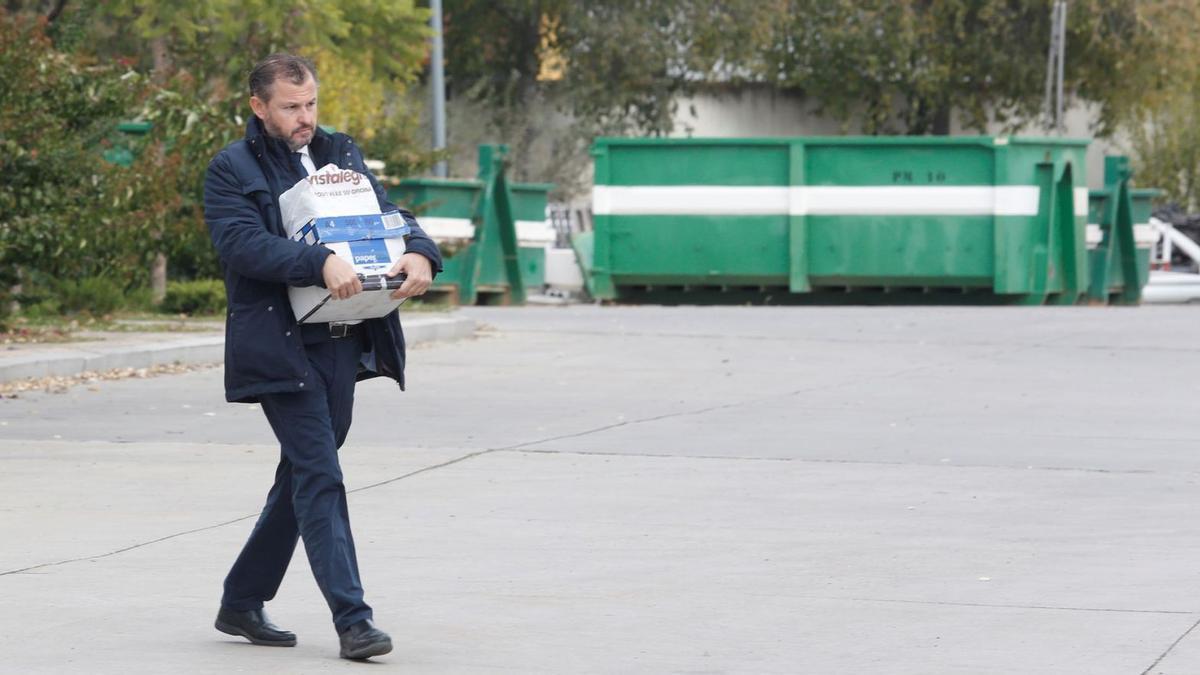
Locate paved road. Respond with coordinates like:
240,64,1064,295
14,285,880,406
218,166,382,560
2,305,1199,674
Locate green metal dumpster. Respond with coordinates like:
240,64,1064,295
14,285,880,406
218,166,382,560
101,121,153,167
387,145,553,304
581,136,1091,304
1086,156,1160,304
509,183,556,287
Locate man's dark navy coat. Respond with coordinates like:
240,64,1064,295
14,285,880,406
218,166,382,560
204,119,442,403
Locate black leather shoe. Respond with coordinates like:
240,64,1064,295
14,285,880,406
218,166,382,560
338,619,392,660
215,607,297,647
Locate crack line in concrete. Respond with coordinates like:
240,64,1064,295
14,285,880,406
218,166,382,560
0,386,892,576
805,595,1195,617
0,449,496,578
0,513,258,577
504,404,747,450
497,327,1197,354
1140,616,1200,675
483,343,1158,475
508,448,1162,476
514,447,796,462
507,362,943,452
346,448,496,494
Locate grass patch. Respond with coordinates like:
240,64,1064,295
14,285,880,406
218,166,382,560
2,277,456,342
1,316,97,344
160,279,226,315
402,297,456,312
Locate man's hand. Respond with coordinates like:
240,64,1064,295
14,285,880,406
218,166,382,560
387,252,433,299
322,254,363,300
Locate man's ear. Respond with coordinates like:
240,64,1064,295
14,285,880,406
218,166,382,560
249,95,267,120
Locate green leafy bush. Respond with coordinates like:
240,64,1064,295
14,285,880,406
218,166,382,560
14,274,124,317
0,16,231,307
1130,86,1200,210
55,277,124,316
160,279,226,316
0,15,150,299
121,287,156,313
0,5,434,312
20,298,63,320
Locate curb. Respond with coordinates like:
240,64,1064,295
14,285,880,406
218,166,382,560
0,315,474,384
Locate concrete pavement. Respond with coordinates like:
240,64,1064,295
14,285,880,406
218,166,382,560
2,304,1200,673
0,313,475,383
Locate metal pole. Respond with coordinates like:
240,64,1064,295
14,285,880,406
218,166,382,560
430,0,448,177
1055,1,1067,134
1042,2,1057,131
1043,1,1068,133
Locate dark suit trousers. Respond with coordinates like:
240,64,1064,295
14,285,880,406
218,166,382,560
221,332,372,632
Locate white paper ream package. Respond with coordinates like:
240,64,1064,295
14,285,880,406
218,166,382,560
278,163,411,323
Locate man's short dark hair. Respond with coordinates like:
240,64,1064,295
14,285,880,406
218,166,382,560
248,54,318,102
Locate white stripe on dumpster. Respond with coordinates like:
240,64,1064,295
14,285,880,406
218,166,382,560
592,186,791,216
592,185,1090,218
1136,223,1158,246
418,217,475,240
1074,187,1089,217
804,186,1039,216
1085,223,1156,249
516,220,557,244
415,217,555,245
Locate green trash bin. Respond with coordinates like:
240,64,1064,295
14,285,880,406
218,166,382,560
387,145,552,304
582,136,1091,304
1086,156,1160,304
509,183,555,288
101,121,153,167
388,177,514,305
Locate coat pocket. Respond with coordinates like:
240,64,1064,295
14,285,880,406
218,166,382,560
227,296,303,386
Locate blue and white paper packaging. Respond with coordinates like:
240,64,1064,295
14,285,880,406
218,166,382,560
293,212,412,275
278,165,413,323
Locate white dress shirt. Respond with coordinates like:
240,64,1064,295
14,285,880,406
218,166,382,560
295,145,317,176
296,145,362,326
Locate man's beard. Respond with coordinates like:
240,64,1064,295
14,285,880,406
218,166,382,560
266,119,313,152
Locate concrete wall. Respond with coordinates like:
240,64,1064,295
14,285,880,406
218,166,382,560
669,88,1131,188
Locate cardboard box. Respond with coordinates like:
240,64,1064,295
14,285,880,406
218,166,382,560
278,165,413,323
287,212,411,323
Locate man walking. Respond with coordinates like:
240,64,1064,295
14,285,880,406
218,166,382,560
203,53,441,660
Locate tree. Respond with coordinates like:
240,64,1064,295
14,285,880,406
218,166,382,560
21,2,433,289
442,1,766,137
554,1,777,135
723,0,1195,136
90,1,427,94
1129,88,1200,209
440,0,1199,152
436,1,764,194
436,1,577,189
441,0,557,104
0,12,154,316
0,2,436,324
1123,1,1200,208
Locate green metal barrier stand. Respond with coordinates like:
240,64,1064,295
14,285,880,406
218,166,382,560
388,144,536,305
1086,156,1159,305
1020,156,1087,305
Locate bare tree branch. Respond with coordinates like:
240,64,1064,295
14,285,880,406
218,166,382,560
45,0,67,24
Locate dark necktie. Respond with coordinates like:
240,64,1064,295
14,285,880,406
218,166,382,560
289,151,308,181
